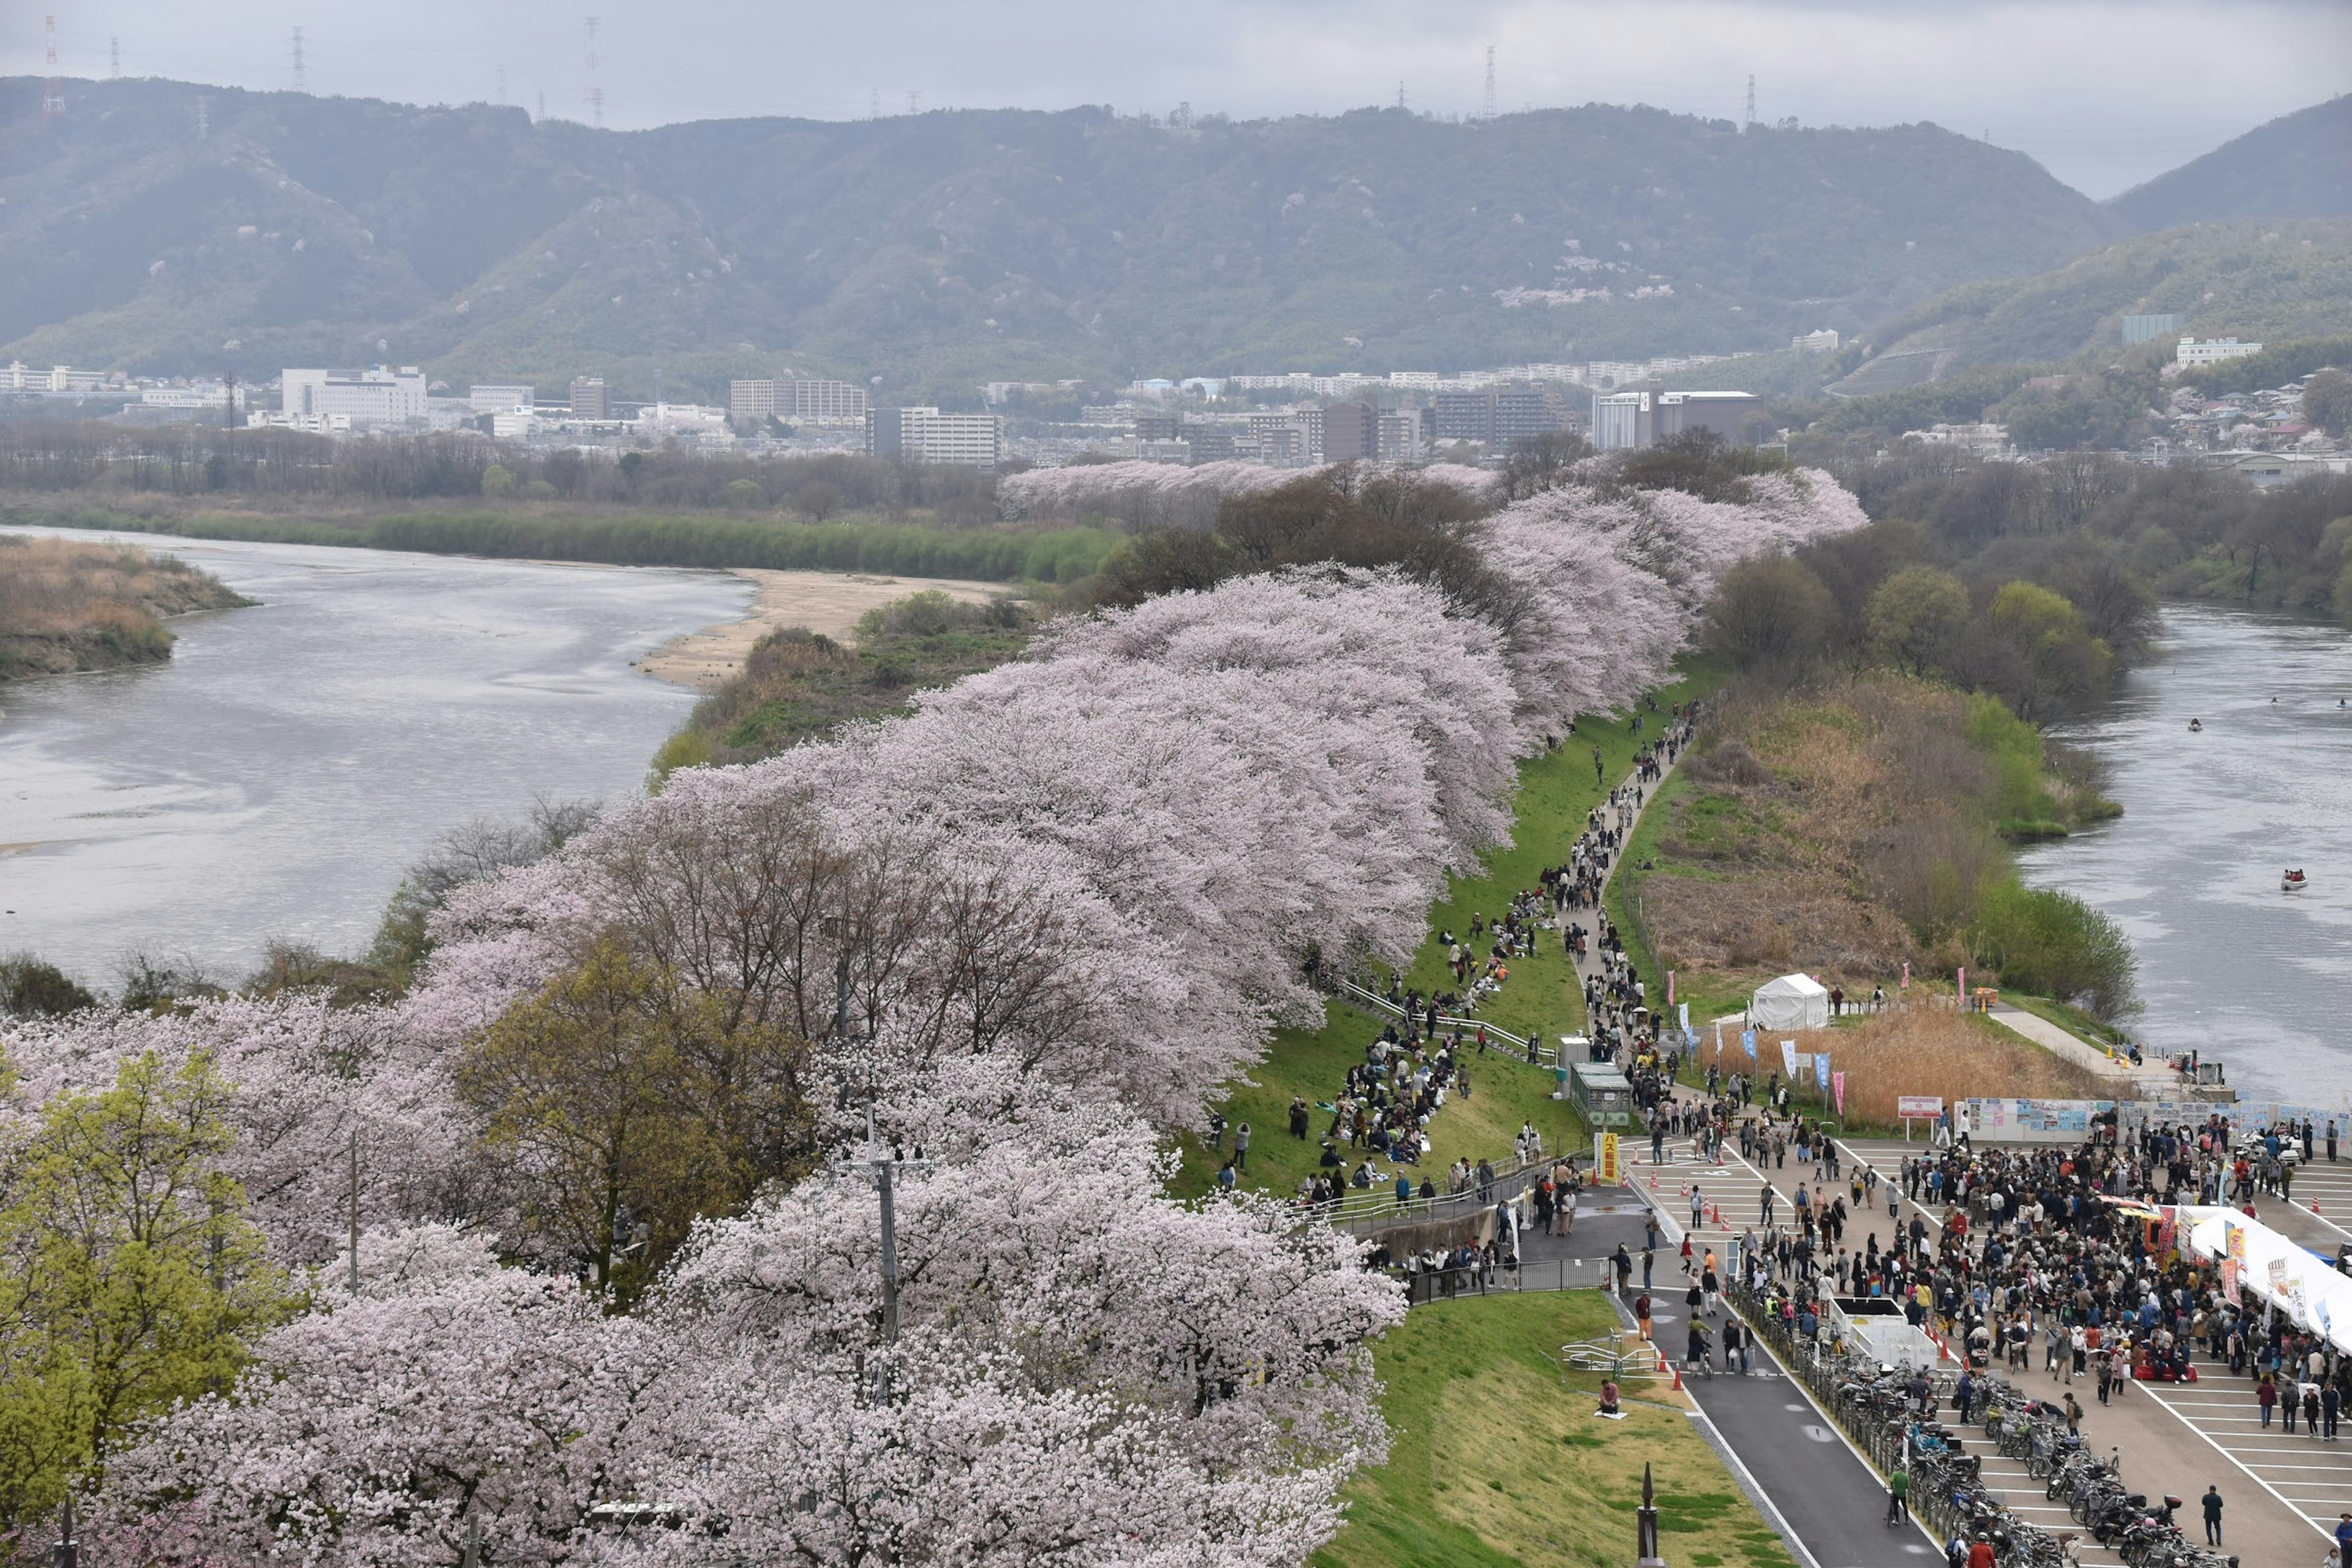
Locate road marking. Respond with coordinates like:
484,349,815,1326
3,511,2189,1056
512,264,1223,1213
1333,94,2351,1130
2132,1376,2340,1538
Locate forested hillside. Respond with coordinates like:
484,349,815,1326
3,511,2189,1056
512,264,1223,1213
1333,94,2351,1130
0,78,2132,399
1829,217,2352,393
2108,94,2352,230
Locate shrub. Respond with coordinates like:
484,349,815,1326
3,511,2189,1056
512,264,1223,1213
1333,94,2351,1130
1972,878,2139,1021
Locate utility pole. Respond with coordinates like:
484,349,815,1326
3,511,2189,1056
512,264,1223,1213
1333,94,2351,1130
347,1126,361,1295
854,1106,927,1349
584,17,602,127
42,15,64,115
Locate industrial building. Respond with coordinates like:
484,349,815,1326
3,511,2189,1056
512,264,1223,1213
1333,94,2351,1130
1589,387,1762,450
279,366,428,428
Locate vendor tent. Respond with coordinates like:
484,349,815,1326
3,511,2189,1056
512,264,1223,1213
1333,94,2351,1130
2181,1205,2352,1355
1750,973,1830,1032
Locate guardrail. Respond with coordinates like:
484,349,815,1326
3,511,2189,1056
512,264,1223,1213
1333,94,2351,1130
1392,1253,1620,1305
1334,978,1560,1066
1308,1147,1564,1229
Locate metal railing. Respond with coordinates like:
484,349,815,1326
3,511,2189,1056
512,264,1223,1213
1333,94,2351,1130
1392,1253,1619,1305
1307,1147,1566,1230
1335,978,1559,1065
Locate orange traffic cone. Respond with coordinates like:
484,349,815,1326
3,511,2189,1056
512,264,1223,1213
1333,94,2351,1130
1649,1171,1659,1190
2315,1200,2323,1216
1671,1363,1683,1391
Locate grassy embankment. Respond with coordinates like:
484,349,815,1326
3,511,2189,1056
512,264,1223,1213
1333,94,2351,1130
0,534,251,678
1315,1291,1799,1568
1605,670,2136,1126
4,500,1118,585
1167,662,1723,1202
651,592,1037,777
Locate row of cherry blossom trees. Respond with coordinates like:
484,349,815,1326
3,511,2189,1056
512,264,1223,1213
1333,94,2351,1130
0,465,1866,1565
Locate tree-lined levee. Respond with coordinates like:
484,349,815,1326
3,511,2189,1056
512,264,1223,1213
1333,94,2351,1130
0,457,1871,1562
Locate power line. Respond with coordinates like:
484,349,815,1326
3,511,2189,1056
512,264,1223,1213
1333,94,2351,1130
42,15,65,115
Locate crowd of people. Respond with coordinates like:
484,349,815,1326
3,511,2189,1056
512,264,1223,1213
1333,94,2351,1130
1673,1099,2352,1433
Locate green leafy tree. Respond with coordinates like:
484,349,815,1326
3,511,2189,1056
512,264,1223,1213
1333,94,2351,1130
1985,581,2113,719
1865,565,1969,676
2302,369,2352,438
0,1052,288,1532
1702,556,1836,671
454,941,812,1302
1973,879,2139,1021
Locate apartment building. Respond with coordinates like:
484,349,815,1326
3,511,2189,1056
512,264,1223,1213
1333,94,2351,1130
865,407,1003,466
731,378,872,424
568,377,611,419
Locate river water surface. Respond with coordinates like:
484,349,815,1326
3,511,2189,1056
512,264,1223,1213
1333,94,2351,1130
2017,603,2352,1107
1,529,748,987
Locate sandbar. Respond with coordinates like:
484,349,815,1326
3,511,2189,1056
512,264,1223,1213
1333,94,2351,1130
638,569,1009,690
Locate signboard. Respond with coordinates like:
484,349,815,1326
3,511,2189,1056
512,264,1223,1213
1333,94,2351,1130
2221,1257,2239,1298
1962,1098,2117,1144
1595,1132,1621,1185
1897,1096,1944,1120
2120,1100,2352,1137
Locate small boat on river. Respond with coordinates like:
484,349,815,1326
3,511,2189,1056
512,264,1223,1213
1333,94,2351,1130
2283,869,2309,893
2188,718,2203,732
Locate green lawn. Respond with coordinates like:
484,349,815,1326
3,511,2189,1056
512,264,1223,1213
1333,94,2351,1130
1175,662,1725,1202
2004,992,2134,1052
1314,1291,1801,1568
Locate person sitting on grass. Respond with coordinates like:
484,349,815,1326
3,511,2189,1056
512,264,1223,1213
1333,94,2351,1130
1596,1378,1623,1419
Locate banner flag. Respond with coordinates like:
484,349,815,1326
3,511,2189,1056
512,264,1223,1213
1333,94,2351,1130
1833,1071,1847,1114
1780,1039,1798,1079
1742,1027,1757,1060
1814,1054,1831,1091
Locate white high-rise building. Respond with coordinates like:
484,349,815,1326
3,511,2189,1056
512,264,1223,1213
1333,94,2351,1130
281,365,428,426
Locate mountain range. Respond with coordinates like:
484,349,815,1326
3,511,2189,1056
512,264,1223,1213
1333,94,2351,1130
0,80,2343,404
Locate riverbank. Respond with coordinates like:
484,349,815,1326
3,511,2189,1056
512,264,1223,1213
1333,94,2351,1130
0,534,252,679
2,496,1118,585
636,568,1009,688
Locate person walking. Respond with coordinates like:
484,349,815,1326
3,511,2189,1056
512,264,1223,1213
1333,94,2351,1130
2260,1373,2278,1428
1886,1463,1910,1525
2200,1485,2223,1547
1233,1122,1251,1171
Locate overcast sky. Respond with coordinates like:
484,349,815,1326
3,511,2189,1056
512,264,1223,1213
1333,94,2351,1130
13,1,2347,199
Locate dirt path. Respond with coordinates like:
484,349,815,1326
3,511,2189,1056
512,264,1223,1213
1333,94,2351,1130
637,568,1008,690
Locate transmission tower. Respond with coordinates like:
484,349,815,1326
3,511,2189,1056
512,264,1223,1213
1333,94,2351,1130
110,36,119,78
1396,80,1406,111
292,27,306,94
42,15,64,115
496,63,507,103
907,90,919,115
1745,75,1755,129
869,89,880,120
195,95,211,139
1482,46,1496,121
584,17,603,127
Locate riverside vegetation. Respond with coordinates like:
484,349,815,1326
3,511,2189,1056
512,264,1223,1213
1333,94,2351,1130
0,534,251,679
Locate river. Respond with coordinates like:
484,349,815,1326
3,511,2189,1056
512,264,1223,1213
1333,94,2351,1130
0,529,749,989
2017,603,2352,1108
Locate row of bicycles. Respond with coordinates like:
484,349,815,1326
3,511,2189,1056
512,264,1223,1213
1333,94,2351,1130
1731,1285,2237,1568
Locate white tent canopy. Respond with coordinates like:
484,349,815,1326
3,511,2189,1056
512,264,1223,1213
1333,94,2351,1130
1750,973,1830,1033
2180,1205,2352,1355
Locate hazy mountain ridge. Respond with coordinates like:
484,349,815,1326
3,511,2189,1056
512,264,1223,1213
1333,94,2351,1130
1831,217,2352,394
2108,94,2352,231
2,78,2138,398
